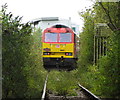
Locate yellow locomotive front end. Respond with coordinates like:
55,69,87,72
42,25,77,69
42,43,74,58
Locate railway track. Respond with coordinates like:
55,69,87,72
41,72,101,100
41,73,49,100
78,83,101,100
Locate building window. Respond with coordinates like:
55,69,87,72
72,27,76,32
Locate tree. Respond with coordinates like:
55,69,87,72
78,2,120,98
2,4,45,98
78,10,94,69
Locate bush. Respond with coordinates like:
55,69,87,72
2,4,46,98
47,70,78,96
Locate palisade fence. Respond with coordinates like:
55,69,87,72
94,23,111,64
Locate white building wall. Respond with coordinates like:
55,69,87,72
33,17,79,34
38,20,72,30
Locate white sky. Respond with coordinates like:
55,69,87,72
1,0,94,31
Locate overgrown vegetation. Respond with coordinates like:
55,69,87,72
47,70,78,96
78,10,94,69
2,1,120,99
78,2,120,98
2,4,46,98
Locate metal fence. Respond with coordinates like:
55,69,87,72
94,23,111,64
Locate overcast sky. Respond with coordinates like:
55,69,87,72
1,0,94,31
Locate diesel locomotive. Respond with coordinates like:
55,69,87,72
42,24,78,70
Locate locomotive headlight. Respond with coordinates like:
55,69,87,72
65,52,72,56
43,52,51,55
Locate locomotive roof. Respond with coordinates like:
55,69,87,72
43,24,74,33
51,24,69,28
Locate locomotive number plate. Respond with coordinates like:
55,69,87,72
56,45,60,48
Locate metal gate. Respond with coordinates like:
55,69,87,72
94,23,111,64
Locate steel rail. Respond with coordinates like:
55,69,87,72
78,83,101,100
41,74,49,100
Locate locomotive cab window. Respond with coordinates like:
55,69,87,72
59,33,72,42
44,32,72,42
45,33,57,42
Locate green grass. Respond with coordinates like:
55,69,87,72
47,70,78,96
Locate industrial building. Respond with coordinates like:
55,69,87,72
31,17,79,34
